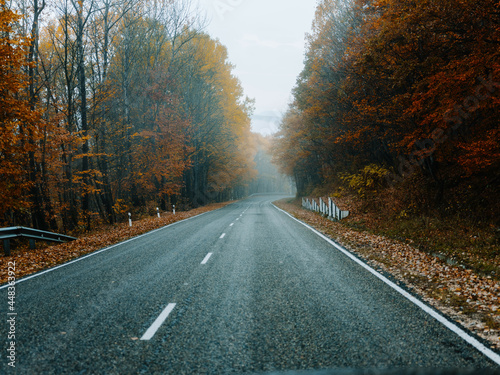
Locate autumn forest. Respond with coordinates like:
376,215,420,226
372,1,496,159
1,0,265,232
274,0,500,229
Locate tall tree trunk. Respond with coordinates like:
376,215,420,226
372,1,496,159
76,0,91,229
60,0,79,230
27,0,48,230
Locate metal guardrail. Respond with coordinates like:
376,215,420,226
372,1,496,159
0,227,77,256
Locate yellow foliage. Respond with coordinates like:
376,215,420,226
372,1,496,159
340,164,390,198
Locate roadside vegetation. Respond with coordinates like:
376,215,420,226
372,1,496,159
312,185,500,280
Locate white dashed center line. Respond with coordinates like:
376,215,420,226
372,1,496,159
140,303,176,341
220,233,226,239
201,253,213,264
230,223,234,227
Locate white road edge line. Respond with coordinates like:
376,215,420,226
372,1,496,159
201,253,213,265
220,233,226,239
140,303,176,341
0,206,226,289
272,203,500,366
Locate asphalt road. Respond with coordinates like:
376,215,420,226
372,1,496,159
1,194,499,374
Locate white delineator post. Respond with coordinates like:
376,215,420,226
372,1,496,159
128,212,132,227
327,197,350,220
156,207,160,218
173,205,176,215
320,198,326,215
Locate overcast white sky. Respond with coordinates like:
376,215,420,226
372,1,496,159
196,0,318,135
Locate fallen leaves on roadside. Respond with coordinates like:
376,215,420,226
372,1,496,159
0,202,233,284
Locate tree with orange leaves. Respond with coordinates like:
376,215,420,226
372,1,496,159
276,0,500,223
0,0,42,222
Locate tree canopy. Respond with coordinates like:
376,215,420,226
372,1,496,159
274,0,500,223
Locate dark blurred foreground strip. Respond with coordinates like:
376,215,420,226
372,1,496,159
254,369,500,375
